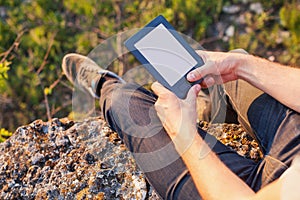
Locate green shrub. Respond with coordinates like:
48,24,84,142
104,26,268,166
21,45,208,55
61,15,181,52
230,1,300,66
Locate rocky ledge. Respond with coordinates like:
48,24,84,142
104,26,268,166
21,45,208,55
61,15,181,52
0,118,160,200
0,118,262,200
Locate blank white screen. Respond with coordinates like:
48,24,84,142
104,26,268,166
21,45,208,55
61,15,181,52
134,24,197,86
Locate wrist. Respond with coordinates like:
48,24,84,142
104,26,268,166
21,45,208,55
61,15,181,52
235,54,256,81
172,127,199,154
181,133,211,161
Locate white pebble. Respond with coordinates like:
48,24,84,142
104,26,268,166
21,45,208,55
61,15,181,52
250,3,263,14
223,5,241,14
225,25,235,37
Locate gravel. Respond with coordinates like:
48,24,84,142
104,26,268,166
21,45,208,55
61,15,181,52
199,121,263,162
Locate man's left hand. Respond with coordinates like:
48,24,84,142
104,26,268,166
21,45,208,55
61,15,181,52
151,82,201,144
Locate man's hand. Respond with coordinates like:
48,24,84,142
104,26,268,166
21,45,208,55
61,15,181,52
187,50,248,87
151,82,201,150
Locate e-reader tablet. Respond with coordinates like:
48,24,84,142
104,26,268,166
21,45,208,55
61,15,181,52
124,15,204,99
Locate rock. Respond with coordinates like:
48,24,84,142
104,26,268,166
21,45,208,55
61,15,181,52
0,117,263,199
225,25,235,37
0,6,6,18
222,5,241,14
250,2,263,14
0,117,161,200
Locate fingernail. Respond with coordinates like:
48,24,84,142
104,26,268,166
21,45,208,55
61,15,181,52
187,73,195,80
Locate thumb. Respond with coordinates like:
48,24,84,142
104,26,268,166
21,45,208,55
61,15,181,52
186,84,201,102
151,81,176,100
151,81,167,96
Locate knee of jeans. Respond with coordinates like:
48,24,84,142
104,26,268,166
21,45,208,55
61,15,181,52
247,94,288,152
106,83,160,137
248,94,271,131
106,83,141,116
248,94,287,129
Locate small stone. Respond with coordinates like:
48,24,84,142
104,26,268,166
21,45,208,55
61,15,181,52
5,140,11,148
42,125,49,134
55,135,71,147
0,6,6,18
100,163,109,169
236,14,246,25
31,153,45,165
51,118,62,127
250,2,263,14
84,152,95,164
268,56,275,62
223,5,241,14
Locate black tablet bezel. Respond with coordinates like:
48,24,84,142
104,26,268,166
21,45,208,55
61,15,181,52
124,15,204,99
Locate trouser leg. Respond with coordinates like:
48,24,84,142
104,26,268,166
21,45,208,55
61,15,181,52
208,79,300,191
220,79,300,173
247,94,300,189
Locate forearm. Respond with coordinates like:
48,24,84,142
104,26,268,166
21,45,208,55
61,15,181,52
175,128,290,200
179,133,255,200
237,55,300,112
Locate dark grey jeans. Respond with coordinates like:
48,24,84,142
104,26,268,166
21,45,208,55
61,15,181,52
99,79,300,199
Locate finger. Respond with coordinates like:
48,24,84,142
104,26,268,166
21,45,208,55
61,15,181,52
195,50,209,62
154,103,165,120
185,84,201,102
187,60,217,82
192,84,201,96
200,76,215,88
151,82,167,96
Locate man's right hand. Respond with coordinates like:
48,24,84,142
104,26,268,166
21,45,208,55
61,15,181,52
187,50,249,87
189,49,300,113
